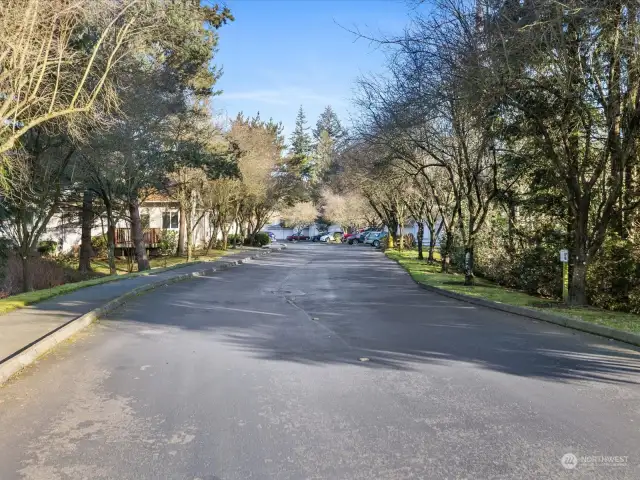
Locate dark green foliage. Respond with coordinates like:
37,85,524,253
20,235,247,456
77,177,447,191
37,240,58,256
313,105,346,143
0,239,14,261
227,234,244,245
587,234,640,314
290,106,312,156
474,218,564,298
253,232,271,247
91,235,108,258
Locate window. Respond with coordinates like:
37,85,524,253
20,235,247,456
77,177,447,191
162,211,179,229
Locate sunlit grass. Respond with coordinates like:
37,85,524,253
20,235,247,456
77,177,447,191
386,248,640,334
62,250,226,275
0,249,229,316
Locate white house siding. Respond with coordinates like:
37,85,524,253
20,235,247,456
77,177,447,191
41,213,82,253
43,201,213,253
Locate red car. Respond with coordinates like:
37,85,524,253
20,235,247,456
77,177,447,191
286,234,309,241
343,229,364,242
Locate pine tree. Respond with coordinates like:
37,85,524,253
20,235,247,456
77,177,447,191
312,105,345,143
290,106,312,156
287,105,313,181
310,105,345,183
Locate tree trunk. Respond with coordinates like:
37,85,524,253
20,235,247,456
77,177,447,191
388,219,399,249
186,210,193,262
232,221,239,249
222,227,229,250
239,221,246,245
570,241,588,305
427,224,436,263
78,190,93,273
21,253,33,292
129,198,150,272
417,222,424,260
507,196,516,255
441,232,453,273
178,204,186,256
568,201,590,305
105,202,117,275
205,223,217,255
464,243,475,286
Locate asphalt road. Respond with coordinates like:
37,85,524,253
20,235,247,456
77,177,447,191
1,243,639,480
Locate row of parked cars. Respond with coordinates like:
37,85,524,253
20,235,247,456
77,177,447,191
286,228,389,248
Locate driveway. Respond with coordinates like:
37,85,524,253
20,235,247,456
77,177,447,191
0,243,639,479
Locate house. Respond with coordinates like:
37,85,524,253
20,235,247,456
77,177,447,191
42,193,212,254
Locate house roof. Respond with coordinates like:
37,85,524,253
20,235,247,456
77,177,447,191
143,191,174,202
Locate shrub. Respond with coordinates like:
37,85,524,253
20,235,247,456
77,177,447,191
158,229,178,256
379,236,390,251
227,234,244,246
0,252,66,295
254,232,271,247
587,233,640,312
402,233,415,248
91,234,108,257
37,240,58,256
0,238,14,261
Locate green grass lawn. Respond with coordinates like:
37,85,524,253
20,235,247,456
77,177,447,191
62,250,226,275
386,249,640,335
0,249,228,316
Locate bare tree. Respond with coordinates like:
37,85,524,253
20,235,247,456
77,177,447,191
0,0,152,159
282,201,318,236
0,129,76,291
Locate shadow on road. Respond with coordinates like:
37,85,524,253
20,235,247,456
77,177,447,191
106,245,640,386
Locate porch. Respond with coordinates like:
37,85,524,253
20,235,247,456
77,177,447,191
115,228,162,248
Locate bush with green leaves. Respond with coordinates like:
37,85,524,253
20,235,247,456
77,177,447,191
91,234,108,258
227,234,244,246
37,240,58,256
587,233,640,313
253,232,271,246
473,216,564,298
158,229,178,256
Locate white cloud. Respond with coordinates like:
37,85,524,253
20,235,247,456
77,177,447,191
221,87,346,108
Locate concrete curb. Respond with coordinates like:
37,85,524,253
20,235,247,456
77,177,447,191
387,257,640,348
0,249,273,385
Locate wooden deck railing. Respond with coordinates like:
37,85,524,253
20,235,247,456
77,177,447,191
115,228,162,247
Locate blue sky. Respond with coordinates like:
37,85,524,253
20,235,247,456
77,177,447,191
213,0,412,141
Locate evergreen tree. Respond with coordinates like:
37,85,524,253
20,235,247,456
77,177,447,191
288,105,313,180
313,105,345,144
290,105,312,156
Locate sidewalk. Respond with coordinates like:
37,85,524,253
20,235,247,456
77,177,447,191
0,249,267,367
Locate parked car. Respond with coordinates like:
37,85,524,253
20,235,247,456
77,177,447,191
348,228,375,244
320,231,343,242
286,234,310,241
311,233,326,242
371,232,388,248
363,231,383,245
342,231,359,242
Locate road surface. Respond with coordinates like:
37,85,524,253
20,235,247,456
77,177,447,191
1,243,639,479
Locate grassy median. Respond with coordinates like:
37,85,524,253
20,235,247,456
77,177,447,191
386,249,640,335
